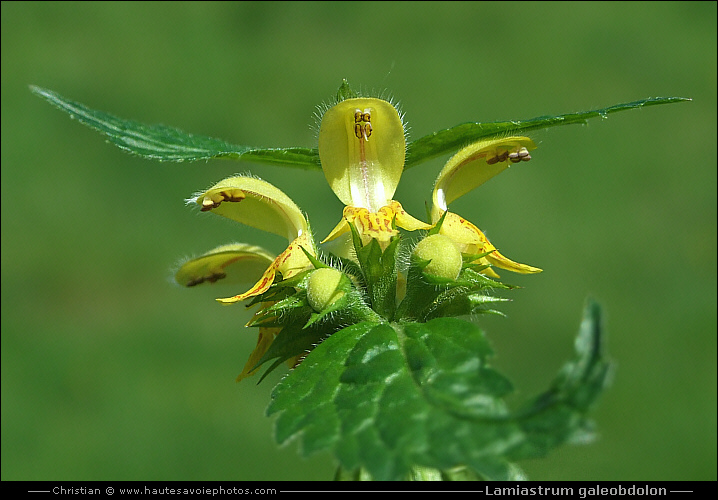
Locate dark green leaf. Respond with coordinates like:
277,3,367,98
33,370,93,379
267,304,611,480
33,84,688,172
30,85,321,169
404,97,691,169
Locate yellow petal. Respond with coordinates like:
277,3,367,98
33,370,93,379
217,233,315,304
481,266,502,279
322,217,350,244
195,176,308,241
432,136,536,215
390,200,433,232
175,243,275,287
322,201,430,247
236,327,279,382
235,319,304,382
318,98,405,212
320,231,355,261
438,211,542,275
486,248,542,275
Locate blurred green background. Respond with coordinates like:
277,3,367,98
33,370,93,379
2,1,715,481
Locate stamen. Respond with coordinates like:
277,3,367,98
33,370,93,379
201,196,219,211
200,188,245,211
186,271,227,287
364,121,372,139
509,147,531,163
518,147,531,161
353,108,372,140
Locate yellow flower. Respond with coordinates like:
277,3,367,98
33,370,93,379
174,95,543,383
318,97,431,248
430,136,542,277
175,176,316,303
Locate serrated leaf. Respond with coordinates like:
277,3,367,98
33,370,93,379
30,85,321,169
32,85,688,172
517,299,610,419
267,302,610,480
404,97,691,169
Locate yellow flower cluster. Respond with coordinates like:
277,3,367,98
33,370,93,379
174,95,541,379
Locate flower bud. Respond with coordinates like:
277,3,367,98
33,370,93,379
412,234,463,279
306,268,346,312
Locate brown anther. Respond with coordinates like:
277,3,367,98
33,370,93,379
221,188,245,203
186,277,203,287
497,150,509,162
354,123,363,139
487,156,499,165
200,189,244,211
206,272,227,283
186,271,227,287
508,147,532,163
201,196,219,212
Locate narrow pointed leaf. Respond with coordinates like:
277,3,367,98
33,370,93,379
30,85,320,169
405,97,691,169
33,85,687,172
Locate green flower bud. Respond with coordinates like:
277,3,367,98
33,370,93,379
306,268,346,312
412,234,463,279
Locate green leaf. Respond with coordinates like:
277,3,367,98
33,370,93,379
33,84,688,172
334,78,360,103
30,85,321,169
501,300,611,460
404,96,691,169
515,299,611,419
267,301,611,480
